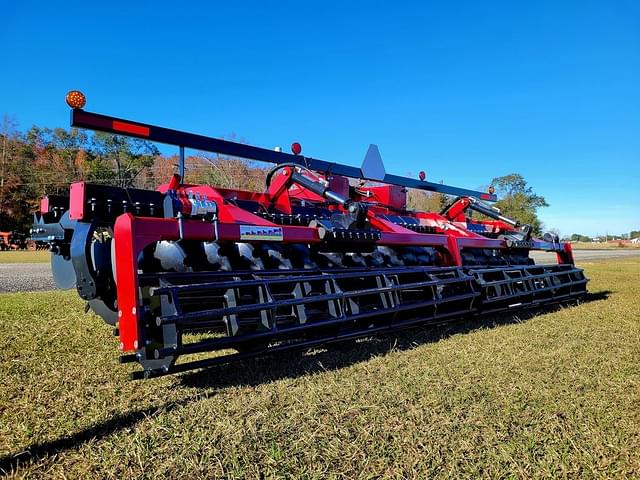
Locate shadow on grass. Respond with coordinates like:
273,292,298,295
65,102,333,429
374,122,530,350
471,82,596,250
0,397,199,475
0,290,611,474
180,290,612,389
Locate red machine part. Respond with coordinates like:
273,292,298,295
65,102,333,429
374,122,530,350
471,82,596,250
113,212,322,351
111,185,573,352
354,184,407,211
61,171,580,354
69,182,86,220
59,104,578,354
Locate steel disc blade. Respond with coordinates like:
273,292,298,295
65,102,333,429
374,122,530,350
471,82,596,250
51,253,76,290
154,241,188,272
88,299,118,325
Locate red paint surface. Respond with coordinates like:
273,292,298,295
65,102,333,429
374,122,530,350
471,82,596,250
69,182,86,220
112,120,150,137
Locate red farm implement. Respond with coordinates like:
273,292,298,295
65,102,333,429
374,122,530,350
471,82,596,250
31,91,587,379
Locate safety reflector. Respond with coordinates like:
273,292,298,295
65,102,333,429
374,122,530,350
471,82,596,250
112,121,150,136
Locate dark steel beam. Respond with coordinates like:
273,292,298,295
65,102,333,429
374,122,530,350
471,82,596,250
71,109,497,201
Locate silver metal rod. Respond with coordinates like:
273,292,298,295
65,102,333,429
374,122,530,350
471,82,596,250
179,146,185,180
325,190,348,205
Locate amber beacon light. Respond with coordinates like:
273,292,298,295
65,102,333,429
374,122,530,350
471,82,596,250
65,90,86,109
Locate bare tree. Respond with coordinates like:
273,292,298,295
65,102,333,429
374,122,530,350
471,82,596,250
0,115,18,219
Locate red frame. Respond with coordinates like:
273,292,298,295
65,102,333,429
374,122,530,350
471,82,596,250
112,178,573,352
60,108,575,356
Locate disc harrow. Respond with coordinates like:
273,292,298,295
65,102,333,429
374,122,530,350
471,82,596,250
30,92,588,379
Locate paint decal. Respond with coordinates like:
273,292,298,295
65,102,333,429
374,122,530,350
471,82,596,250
239,225,284,241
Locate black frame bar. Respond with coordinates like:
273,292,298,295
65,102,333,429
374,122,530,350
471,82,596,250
71,109,497,201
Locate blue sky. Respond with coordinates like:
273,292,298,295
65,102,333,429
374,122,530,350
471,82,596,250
2,1,639,236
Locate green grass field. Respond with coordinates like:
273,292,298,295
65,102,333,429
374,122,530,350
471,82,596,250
1,259,638,478
0,251,50,264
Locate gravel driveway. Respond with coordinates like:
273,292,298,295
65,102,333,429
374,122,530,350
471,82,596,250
0,263,57,293
529,249,640,264
1,249,638,293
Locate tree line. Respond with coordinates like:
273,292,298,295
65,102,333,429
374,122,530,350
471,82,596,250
0,118,267,231
569,232,639,242
1,117,551,236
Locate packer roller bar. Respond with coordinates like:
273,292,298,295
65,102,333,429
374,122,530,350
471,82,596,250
134,306,480,380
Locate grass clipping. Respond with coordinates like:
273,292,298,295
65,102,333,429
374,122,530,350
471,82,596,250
0,259,639,478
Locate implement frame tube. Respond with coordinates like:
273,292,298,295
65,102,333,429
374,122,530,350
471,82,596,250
71,109,497,201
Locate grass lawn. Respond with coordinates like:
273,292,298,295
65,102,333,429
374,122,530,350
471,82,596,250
0,259,638,478
0,251,50,264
